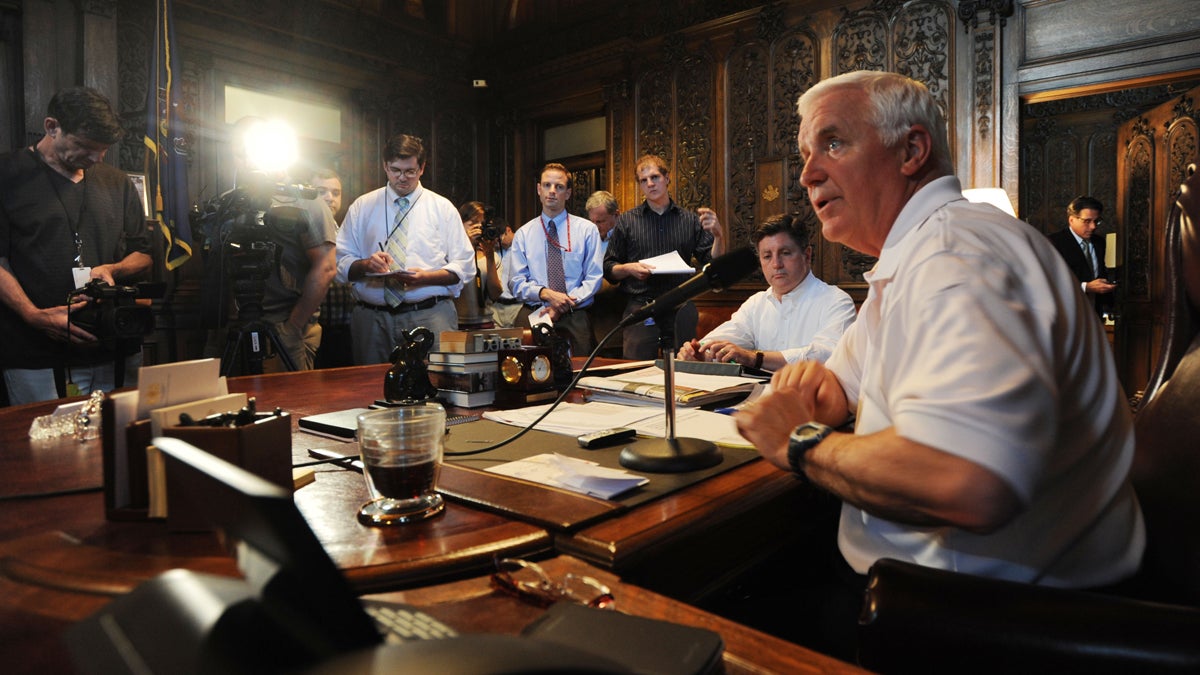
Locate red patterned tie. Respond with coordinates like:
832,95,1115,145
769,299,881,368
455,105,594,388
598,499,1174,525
546,218,566,293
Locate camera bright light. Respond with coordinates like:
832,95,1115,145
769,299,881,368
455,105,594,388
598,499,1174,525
241,119,298,174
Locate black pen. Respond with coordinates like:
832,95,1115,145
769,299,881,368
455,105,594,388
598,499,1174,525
306,447,364,472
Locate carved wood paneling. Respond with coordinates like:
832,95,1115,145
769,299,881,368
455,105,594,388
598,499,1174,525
1124,131,1153,301
727,39,769,249
822,0,954,285
674,49,715,210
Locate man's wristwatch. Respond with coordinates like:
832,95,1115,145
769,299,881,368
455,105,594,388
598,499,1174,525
753,351,764,369
787,422,833,477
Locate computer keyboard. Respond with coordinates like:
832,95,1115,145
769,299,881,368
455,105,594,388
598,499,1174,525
363,600,460,644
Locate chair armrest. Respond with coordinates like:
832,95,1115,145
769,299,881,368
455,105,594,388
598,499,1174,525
858,558,1200,673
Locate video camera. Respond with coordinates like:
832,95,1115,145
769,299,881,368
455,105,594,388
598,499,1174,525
69,280,162,342
191,173,320,330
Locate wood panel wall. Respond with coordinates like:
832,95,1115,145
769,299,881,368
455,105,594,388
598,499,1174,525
5,0,1200,378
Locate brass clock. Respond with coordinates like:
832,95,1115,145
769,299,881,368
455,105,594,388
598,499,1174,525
499,346,554,390
496,346,558,407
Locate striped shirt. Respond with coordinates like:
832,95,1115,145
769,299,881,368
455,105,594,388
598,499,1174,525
602,199,714,301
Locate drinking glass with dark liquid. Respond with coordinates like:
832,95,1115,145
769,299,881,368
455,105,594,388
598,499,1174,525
356,403,446,526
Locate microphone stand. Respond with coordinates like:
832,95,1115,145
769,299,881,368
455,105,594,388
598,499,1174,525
618,309,723,473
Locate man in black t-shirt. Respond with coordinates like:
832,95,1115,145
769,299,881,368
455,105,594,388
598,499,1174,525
0,87,152,404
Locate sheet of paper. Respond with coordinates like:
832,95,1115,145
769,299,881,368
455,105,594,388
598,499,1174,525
482,400,753,448
136,358,224,417
629,408,753,448
483,401,661,436
486,452,648,499
527,305,553,327
640,250,695,275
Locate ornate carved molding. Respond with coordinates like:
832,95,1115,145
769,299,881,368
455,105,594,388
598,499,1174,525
974,29,995,140
956,0,1013,34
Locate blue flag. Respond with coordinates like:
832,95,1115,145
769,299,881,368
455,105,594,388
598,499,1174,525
144,0,192,270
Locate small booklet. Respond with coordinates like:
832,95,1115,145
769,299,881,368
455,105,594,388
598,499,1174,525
577,365,757,407
298,407,374,440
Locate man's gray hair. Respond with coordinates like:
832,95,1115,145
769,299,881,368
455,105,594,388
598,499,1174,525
796,70,954,177
585,190,619,214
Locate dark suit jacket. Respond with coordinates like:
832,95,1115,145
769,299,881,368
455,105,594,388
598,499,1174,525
1048,228,1112,314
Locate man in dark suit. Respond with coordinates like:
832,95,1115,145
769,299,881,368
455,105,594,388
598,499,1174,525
1048,196,1116,316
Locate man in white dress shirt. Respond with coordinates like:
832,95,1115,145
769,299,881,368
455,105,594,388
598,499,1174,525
335,134,475,362
677,214,855,371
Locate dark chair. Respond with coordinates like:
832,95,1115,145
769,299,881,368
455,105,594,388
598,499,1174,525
856,164,1200,674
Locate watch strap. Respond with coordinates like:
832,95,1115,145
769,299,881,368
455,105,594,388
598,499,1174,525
788,422,833,477
753,351,764,369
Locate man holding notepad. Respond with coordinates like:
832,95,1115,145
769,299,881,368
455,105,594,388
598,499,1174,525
335,134,475,363
603,154,725,359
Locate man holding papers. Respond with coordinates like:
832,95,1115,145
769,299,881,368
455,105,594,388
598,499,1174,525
604,154,724,359
678,214,855,370
507,163,603,355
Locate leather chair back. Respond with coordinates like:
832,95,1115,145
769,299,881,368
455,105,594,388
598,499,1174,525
1130,163,1200,605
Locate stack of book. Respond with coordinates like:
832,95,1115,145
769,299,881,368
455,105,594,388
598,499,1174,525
428,350,500,407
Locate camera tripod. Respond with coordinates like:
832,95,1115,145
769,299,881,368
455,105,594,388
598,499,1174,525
220,316,297,376
217,239,298,377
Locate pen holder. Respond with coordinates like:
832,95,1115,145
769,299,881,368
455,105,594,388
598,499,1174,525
158,413,292,532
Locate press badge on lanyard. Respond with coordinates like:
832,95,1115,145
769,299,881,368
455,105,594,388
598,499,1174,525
71,232,91,289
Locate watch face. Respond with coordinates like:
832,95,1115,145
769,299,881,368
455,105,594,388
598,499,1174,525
529,354,552,383
501,355,523,384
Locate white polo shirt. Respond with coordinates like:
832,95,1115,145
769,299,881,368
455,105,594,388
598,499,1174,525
828,176,1144,588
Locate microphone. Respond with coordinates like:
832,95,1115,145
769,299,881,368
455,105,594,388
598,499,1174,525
620,247,758,327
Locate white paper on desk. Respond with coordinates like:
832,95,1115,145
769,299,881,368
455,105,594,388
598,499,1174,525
136,358,225,417
640,250,695,275
486,453,648,499
630,408,754,448
483,401,661,436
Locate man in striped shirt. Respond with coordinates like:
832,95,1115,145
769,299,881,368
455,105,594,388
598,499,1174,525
602,155,725,359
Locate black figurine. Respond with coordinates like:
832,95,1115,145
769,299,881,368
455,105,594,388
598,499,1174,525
532,322,574,388
383,326,438,404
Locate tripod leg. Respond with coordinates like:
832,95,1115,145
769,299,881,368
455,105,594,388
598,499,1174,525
220,328,244,377
263,325,299,372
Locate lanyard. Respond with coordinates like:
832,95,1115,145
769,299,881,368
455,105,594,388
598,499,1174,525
541,214,572,253
30,147,88,267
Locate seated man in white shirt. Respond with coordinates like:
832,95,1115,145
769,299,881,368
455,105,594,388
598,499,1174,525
677,214,856,371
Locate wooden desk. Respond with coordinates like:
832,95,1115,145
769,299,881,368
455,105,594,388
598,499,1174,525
0,363,839,670
2,363,819,597
0,370,552,595
376,555,867,675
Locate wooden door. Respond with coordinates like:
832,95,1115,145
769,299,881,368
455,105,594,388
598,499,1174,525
1115,85,1200,396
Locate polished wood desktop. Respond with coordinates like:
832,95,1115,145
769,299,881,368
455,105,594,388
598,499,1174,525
0,362,846,673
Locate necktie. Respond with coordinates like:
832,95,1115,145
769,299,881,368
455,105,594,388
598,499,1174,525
385,196,410,307
1081,239,1097,278
546,218,566,293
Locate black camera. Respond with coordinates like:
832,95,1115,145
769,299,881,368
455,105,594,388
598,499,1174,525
480,206,503,242
69,280,157,342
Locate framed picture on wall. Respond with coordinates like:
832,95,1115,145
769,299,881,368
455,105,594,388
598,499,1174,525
127,172,150,217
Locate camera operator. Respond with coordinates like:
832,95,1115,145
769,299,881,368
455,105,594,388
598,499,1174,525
0,87,152,405
200,117,337,373
457,201,517,328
